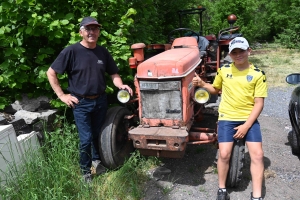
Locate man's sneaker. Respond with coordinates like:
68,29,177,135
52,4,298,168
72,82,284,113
251,192,263,200
216,189,230,200
92,160,106,175
82,172,92,184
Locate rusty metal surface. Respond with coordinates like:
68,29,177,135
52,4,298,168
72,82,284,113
129,126,188,152
189,132,216,141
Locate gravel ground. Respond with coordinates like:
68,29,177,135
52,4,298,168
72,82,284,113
143,87,300,200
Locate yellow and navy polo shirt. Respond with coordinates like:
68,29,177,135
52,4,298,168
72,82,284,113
212,63,268,121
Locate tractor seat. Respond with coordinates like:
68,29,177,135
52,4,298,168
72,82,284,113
200,51,207,58
191,36,209,58
219,33,242,40
171,36,209,58
191,36,210,51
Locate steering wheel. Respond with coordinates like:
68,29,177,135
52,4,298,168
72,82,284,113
167,28,200,43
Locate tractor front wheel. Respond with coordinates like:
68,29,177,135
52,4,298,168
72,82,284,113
99,106,135,169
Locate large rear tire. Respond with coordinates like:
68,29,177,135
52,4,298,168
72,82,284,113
226,139,245,187
99,106,135,169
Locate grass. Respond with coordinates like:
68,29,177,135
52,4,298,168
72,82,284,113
0,115,160,200
249,43,300,88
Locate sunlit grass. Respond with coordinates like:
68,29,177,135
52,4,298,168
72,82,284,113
249,43,300,88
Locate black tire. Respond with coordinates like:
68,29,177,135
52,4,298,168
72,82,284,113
99,106,135,169
291,129,300,155
226,139,245,187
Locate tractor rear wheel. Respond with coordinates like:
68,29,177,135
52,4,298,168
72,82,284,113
226,139,245,187
99,106,134,169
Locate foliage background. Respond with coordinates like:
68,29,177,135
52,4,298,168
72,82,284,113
0,0,299,109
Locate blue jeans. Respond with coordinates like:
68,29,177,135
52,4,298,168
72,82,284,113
72,94,107,175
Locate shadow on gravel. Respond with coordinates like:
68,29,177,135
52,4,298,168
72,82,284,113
158,114,219,186
157,111,273,198
228,153,271,198
159,143,218,186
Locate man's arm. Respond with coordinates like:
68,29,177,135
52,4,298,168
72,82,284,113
111,73,133,95
46,67,78,107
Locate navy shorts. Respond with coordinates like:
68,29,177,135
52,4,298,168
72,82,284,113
218,120,262,142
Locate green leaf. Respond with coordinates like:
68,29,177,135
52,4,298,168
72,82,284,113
19,64,30,70
90,12,98,17
54,30,64,38
0,27,5,35
0,61,9,70
4,48,15,57
65,13,74,20
40,48,54,54
43,13,51,18
124,8,137,18
17,38,23,46
2,2,10,9
50,20,59,27
25,27,32,34
0,76,3,83
37,54,46,62
60,19,69,25
5,26,11,33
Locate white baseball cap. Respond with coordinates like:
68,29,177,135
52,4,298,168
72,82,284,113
228,37,249,53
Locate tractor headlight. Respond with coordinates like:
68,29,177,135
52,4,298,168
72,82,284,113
117,90,130,103
194,88,210,104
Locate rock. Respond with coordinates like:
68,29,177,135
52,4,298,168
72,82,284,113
1,94,59,137
152,166,172,180
14,110,40,124
3,94,51,114
8,118,32,136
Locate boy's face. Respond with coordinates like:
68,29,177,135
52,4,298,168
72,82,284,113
229,48,251,65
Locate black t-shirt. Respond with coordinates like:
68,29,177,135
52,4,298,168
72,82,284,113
51,42,119,95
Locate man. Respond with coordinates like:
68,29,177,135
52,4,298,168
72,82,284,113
193,37,267,200
47,16,133,182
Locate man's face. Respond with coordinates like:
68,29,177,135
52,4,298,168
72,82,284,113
79,25,100,44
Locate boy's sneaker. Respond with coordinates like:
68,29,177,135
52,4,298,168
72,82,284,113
92,160,106,175
216,189,230,200
82,172,92,184
251,192,263,200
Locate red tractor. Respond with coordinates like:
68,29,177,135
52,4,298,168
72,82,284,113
98,7,243,187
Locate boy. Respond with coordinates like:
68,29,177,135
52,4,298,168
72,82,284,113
193,37,267,200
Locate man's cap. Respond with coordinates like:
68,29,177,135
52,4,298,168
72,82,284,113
80,17,101,28
229,37,249,53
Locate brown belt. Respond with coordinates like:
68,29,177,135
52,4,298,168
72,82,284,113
73,93,100,99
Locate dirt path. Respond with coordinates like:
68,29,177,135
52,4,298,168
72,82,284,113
143,115,300,200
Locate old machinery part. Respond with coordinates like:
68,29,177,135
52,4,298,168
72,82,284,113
194,88,210,104
117,90,130,103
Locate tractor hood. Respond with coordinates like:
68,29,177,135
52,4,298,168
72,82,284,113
137,38,201,79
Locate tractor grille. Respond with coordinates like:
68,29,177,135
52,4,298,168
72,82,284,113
139,81,182,120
